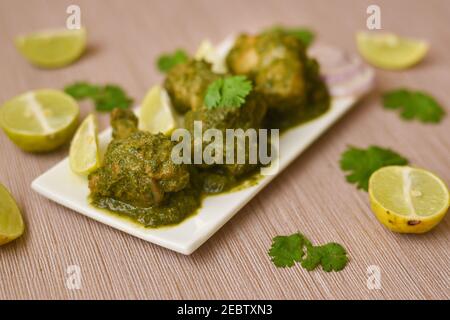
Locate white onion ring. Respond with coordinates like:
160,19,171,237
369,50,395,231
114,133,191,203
309,44,375,97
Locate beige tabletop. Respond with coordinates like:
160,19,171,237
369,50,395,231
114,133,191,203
0,0,449,300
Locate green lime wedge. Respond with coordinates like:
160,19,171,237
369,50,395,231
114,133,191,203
356,32,429,70
0,183,25,245
69,114,100,175
15,27,87,68
0,89,80,152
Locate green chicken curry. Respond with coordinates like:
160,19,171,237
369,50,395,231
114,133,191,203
88,29,331,227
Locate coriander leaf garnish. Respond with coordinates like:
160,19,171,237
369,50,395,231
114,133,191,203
204,75,252,109
204,78,223,109
383,89,445,123
64,82,133,112
268,233,305,268
157,49,188,73
340,146,408,191
268,25,315,47
64,82,100,99
94,85,133,111
269,233,349,272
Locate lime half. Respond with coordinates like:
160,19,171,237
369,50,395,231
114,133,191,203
138,85,177,135
15,27,87,68
356,32,429,70
0,89,80,152
0,183,25,245
369,166,449,233
69,114,100,175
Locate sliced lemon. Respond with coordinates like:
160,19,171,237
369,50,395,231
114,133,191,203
69,114,100,175
195,39,228,73
356,32,428,70
0,89,80,152
0,183,25,246
15,27,87,68
369,166,449,233
138,85,177,135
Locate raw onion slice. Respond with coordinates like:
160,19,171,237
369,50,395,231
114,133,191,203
309,44,375,97
328,66,375,97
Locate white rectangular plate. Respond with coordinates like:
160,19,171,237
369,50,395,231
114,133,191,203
32,96,358,254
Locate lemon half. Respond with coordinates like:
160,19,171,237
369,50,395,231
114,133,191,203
0,89,80,152
369,166,449,233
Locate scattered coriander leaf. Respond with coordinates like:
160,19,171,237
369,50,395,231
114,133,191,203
94,85,133,111
300,243,322,271
64,82,133,112
157,49,188,73
204,75,252,109
383,89,445,123
268,25,315,47
268,233,305,268
340,145,408,191
316,243,348,272
301,243,348,272
64,82,100,100
269,233,349,272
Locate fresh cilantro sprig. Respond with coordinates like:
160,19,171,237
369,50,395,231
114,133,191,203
268,233,348,272
383,89,445,123
340,146,408,191
268,25,315,47
156,49,188,73
64,82,133,112
204,75,253,109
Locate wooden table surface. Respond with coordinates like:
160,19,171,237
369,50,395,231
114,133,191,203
0,0,449,300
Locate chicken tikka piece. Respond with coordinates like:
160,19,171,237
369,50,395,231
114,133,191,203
226,30,329,116
111,108,138,140
88,109,194,224
164,59,220,113
165,59,269,177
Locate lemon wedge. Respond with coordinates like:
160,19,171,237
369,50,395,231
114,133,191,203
69,114,100,175
138,85,177,135
195,39,228,73
15,27,87,68
356,32,428,70
0,183,25,246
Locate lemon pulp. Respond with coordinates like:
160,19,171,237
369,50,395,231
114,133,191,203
0,89,80,152
369,166,449,233
138,85,177,135
69,114,100,175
